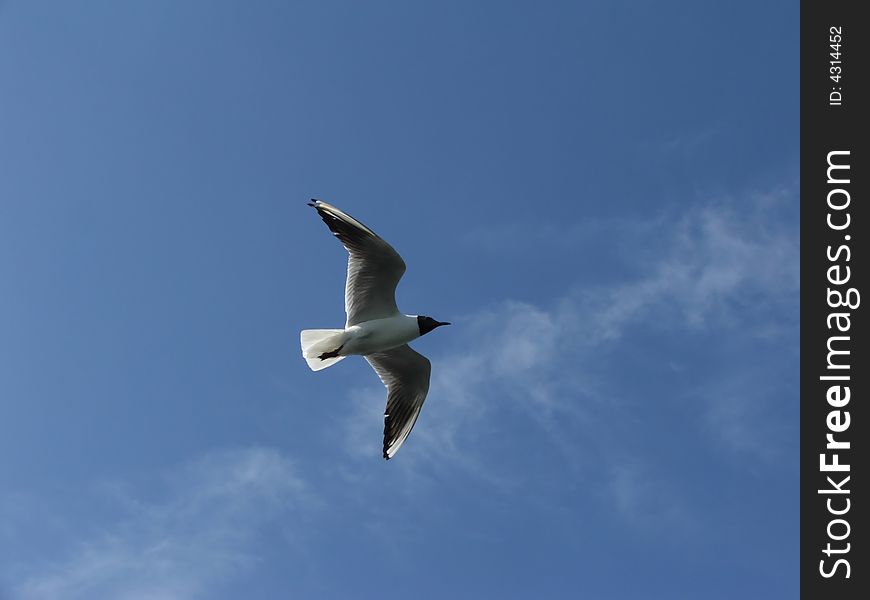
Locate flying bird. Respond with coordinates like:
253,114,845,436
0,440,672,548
301,200,450,459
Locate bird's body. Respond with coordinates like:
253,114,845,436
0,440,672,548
300,200,450,459
341,315,421,356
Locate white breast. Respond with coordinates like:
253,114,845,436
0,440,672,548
342,315,420,356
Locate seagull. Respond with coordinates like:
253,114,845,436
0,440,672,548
301,199,450,459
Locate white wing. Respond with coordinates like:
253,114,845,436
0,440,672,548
365,344,432,459
309,200,406,327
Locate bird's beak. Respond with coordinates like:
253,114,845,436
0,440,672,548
438,321,451,327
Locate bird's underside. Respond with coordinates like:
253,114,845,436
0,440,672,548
302,200,436,459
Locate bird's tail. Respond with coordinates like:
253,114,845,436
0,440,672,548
300,329,347,371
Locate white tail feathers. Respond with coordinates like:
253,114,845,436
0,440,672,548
300,329,347,371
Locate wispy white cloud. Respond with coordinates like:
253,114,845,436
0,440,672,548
10,447,310,600
462,191,798,342
580,201,799,340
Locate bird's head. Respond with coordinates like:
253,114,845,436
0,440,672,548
417,315,451,336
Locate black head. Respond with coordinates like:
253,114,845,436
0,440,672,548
417,315,451,336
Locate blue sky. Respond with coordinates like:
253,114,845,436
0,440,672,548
0,1,799,598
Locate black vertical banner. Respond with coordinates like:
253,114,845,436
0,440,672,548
801,2,868,597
